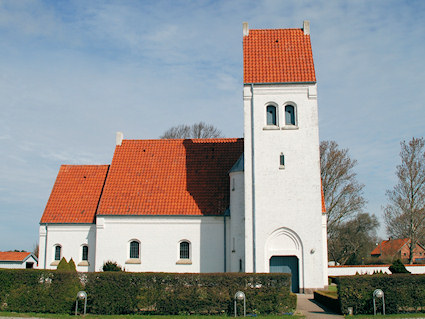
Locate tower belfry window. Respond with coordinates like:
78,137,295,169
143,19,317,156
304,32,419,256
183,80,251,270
285,105,296,125
266,105,277,126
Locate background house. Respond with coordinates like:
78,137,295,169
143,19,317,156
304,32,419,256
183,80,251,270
371,238,425,264
0,251,38,269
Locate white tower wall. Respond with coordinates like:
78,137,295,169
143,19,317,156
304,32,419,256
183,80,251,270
243,83,326,290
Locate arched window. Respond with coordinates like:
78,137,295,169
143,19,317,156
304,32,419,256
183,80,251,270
130,241,140,259
266,105,277,126
285,105,296,125
54,245,61,261
180,241,190,259
82,245,89,261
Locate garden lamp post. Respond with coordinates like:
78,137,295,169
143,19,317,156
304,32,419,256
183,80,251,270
373,289,385,316
234,291,246,317
75,290,87,316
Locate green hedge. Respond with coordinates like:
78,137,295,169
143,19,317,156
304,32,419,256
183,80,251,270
335,274,425,315
0,269,80,314
314,291,340,314
0,270,295,315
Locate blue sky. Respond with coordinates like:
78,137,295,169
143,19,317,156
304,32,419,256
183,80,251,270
1,0,424,251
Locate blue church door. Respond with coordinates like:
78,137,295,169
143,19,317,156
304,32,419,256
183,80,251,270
269,256,299,293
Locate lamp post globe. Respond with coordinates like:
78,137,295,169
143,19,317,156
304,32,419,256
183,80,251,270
77,291,87,300
373,289,384,298
235,291,245,301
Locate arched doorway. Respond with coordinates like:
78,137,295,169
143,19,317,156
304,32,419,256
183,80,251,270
269,256,299,293
265,227,303,292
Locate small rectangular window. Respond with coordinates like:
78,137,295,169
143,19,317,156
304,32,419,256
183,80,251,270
280,154,285,168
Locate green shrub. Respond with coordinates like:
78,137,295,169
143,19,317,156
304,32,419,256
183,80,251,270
102,260,122,272
335,274,425,315
56,257,68,270
389,259,410,274
68,258,76,272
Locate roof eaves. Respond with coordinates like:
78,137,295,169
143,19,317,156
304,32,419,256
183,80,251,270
244,81,317,85
96,214,225,218
39,222,96,225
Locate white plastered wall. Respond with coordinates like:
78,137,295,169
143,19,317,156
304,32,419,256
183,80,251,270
38,224,96,272
95,215,225,273
243,83,326,290
228,170,245,272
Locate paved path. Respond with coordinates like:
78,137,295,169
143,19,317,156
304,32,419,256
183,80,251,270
296,294,344,319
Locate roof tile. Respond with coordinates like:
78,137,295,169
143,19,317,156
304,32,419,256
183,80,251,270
0,251,31,262
40,165,109,224
97,139,244,216
243,28,316,83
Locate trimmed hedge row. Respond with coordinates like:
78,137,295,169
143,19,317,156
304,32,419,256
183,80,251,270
313,291,340,314
0,270,296,315
0,270,80,314
335,274,425,315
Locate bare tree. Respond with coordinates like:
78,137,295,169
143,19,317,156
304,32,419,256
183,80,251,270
320,140,366,235
160,122,223,139
33,242,39,258
328,213,379,265
384,137,425,264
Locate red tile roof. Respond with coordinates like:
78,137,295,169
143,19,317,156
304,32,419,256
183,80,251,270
40,165,109,224
371,238,410,256
0,251,31,262
97,139,244,216
243,28,316,84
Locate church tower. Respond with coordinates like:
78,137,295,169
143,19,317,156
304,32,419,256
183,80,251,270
242,22,327,292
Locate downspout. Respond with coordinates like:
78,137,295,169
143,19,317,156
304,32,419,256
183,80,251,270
250,83,256,273
223,214,227,272
44,223,48,269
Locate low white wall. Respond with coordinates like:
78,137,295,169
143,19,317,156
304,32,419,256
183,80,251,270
328,264,425,276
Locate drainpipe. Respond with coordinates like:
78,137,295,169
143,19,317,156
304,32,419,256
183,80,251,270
44,223,48,269
250,83,256,273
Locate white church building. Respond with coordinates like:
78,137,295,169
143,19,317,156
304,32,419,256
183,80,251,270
39,21,327,292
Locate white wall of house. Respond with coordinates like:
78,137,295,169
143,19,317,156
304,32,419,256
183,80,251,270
328,265,425,276
95,215,225,272
0,255,38,269
228,170,245,272
243,83,326,290
38,224,96,272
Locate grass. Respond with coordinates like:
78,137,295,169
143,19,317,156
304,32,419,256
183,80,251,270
346,314,425,318
0,312,304,318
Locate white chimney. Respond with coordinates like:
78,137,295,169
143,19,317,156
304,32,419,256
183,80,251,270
303,20,310,35
243,22,249,36
116,131,124,146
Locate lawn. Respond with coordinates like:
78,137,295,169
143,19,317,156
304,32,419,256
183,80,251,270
347,314,425,318
0,312,303,319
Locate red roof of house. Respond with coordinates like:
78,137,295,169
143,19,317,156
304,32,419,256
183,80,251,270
40,165,109,223
243,28,316,84
0,251,31,262
96,139,244,216
371,238,410,256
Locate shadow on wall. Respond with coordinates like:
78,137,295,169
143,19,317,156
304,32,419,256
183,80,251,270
183,139,243,273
